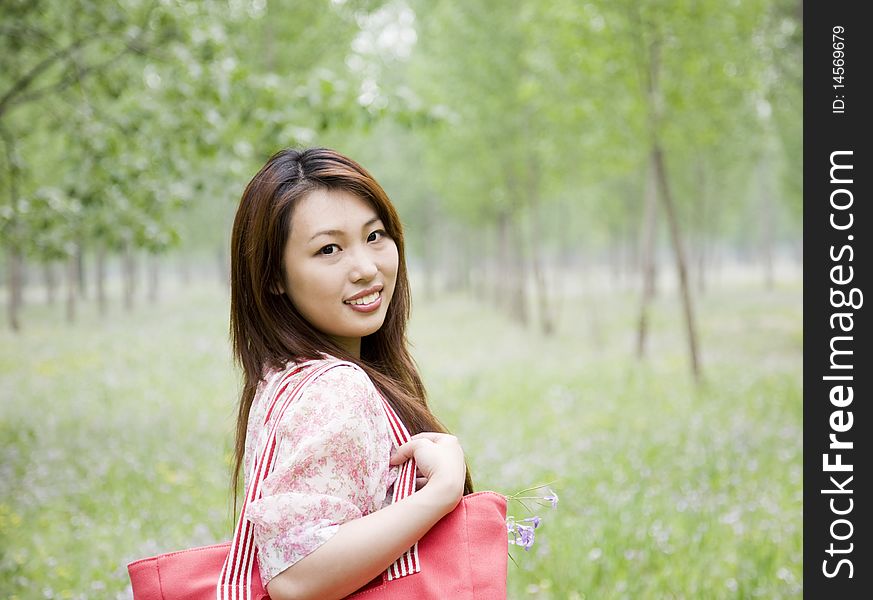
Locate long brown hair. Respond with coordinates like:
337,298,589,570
229,147,473,510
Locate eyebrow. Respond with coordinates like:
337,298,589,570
308,216,382,243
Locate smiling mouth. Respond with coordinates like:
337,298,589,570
344,290,381,306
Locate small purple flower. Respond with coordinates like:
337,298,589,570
516,524,536,551
521,516,541,529
544,488,559,508
505,483,558,560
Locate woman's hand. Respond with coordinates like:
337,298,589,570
267,433,467,600
389,432,466,513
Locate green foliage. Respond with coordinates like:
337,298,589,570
2,0,801,265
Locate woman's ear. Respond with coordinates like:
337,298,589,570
269,279,285,295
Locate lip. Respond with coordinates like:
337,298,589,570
344,284,383,302
345,292,382,313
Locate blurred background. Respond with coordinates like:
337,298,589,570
1,0,801,598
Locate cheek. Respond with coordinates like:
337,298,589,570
385,242,400,277
286,264,331,308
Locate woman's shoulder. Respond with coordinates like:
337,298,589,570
263,357,387,444
261,353,377,402
305,355,379,400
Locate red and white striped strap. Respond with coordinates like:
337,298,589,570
216,359,422,599
375,381,420,580
217,359,331,600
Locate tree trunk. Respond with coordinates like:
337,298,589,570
470,225,492,304
147,254,160,304
529,185,555,336
653,143,702,381
636,14,701,380
636,154,658,359
606,229,621,291
65,253,78,323
6,247,22,331
761,183,775,291
420,204,436,301
96,242,107,316
76,241,87,299
694,161,707,295
44,261,57,305
495,211,511,311
123,243,136,311
445,221,469,294
177,254,192,286
579,251,602,349
624,196,642,289
1,125,23,331
507,216,528,327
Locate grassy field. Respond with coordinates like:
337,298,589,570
0,268,802,599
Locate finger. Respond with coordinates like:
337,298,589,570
408,432,452,443
415,476,428,490
389,439,429,465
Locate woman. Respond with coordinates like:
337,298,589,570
229,147,473,600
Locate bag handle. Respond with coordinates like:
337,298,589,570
218,359,337,597
218,359,421,597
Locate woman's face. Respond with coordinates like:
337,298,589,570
280,187,399,357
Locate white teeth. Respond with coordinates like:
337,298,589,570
346,291,380,305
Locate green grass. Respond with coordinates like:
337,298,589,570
0,273,801,599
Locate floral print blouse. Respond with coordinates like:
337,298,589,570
243,356,400,586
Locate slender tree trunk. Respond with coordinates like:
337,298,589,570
44,261,57,305
13,252,25,308
147,254,160,304
445,221,469,294
96,243,107,316
579,251,602,348
178,254,191,286
607,229,622,291
470,225,492,304
495,211,511,311
636,155,658,359
76,241,87,299
65,253,78,323
634,14,701,379
484,231,496,303
508,215,528,327
6,248,22,331
761,183,775,291
624,193,642,289
529,185,554,336
123,243,136,311
457,230,471,294
549,196,568,326
694,161,707,295
1,125,22,331
653,143,702,381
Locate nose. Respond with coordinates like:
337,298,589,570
348,245,379,282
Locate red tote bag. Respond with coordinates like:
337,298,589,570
127,360,508,599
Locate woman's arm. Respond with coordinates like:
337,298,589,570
266,433,466,600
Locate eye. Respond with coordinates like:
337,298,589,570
318,244,340,256
368,229,387,242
